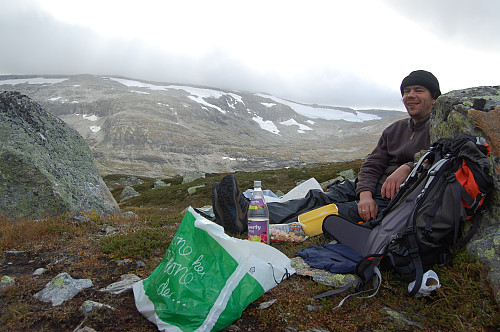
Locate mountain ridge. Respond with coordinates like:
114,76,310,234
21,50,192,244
0,74,407,177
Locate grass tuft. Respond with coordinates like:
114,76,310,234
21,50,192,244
98,227,174,260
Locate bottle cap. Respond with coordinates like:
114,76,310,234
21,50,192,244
254,180,261,187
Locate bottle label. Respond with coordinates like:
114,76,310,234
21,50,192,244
249,198,266,210
248,219,268,243
248,197,268,243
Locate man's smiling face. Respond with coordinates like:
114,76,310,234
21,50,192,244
402,85,436,123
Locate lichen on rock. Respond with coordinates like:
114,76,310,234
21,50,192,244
0,91,120,219
432,85,500,304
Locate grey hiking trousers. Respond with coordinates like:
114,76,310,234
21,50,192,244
267,179,391,224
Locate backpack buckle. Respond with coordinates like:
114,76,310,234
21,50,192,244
446,174,456,183
469,193,486,214
423,228,433,237
404,226,414,235
409,247,419,256
389,234,398,243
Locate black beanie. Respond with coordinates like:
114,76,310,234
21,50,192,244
400,70,441,98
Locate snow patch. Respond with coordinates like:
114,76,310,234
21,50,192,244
227,99,236,109
83,114,98,122
256,94,380,122
90,126,101,133
222,156,247,161
355,111,380,121
261,102,276,108
0,77,68,85
228,93,245,106
131,90,150,95
280,118,313,134
252,116,280,135
188,95,225,114
106,77,247,115
48,97,61,101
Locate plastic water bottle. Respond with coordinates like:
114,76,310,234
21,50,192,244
248,181,269,244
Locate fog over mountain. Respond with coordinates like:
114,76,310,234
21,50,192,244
1,75,406,177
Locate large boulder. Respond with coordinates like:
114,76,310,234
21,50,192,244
431,85,500,303
0,91,120,219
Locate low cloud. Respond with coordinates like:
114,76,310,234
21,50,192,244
1,0,498,112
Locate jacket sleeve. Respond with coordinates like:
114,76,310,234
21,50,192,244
355,128,392,196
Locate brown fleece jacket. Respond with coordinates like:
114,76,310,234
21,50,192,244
355,113,431,197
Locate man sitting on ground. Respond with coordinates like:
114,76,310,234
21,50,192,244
212,70,441,233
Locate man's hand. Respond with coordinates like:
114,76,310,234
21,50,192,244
381,164,412,199
358,191,378,221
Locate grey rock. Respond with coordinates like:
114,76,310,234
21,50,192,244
306,304,323,311
116,259,131,266
0,275,15,288
33,268,47,276
258,299,277,309
182,171,205,184
72,215,89,223
121,210,138,219
105,225,117,235
115,176,144,187
338,169,355,180
432,86,500,304
4,250,25,255
466,225,500,303
34,272,93,306
99,273,140,295
0,91,120,219
119,185,140,202
291,256,359,288
79,300,115,316
153,179,168,189
321,176,344,189
381,307,423,330
188,184,205,195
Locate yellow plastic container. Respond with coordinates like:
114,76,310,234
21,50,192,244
298,204,339,236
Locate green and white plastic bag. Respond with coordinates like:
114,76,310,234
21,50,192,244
133,207,295,331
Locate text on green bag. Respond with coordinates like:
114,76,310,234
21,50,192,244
161,236,207,288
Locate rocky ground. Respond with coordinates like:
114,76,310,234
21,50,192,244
1,162,499,331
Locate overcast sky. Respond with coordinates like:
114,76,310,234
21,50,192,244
1,0,499,111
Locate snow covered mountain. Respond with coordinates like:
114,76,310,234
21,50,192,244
0,75,406,177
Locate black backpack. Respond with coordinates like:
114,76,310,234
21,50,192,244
319,134,493,299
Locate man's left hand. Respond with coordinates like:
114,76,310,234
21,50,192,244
381,164,412,199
